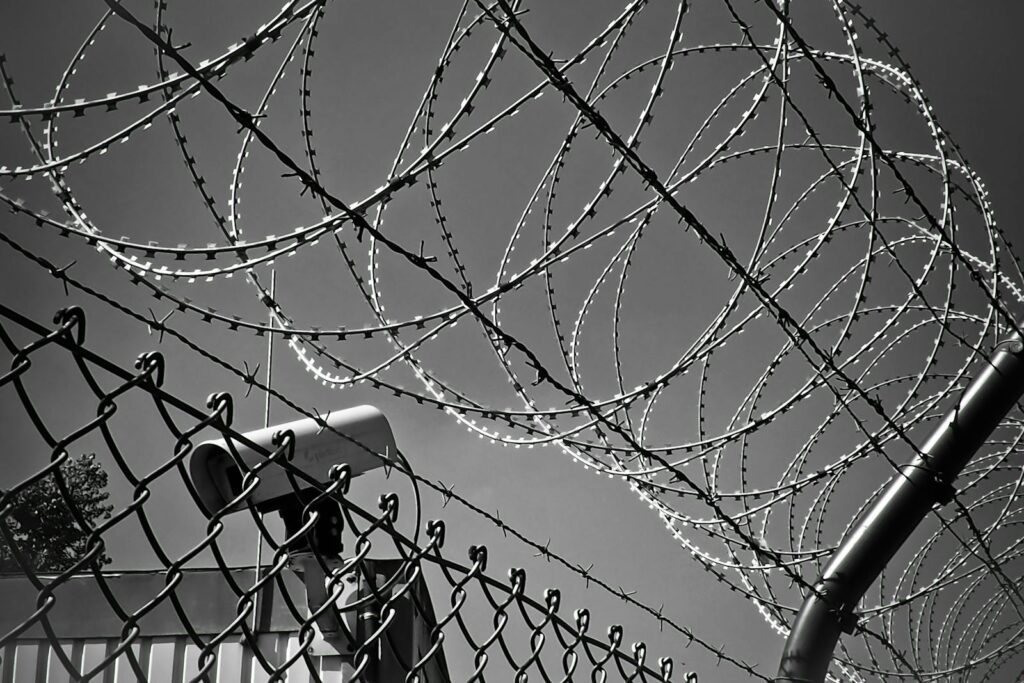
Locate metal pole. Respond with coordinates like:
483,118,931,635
251,271,276,634
776,333,1024,682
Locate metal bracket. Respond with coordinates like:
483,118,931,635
835,608,859,635
293,554,361,656
816,582,859,635
932,477,956,506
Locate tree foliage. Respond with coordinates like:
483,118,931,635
0,453,114,573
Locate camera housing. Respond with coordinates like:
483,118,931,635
189,404,395,517
187,404,403,656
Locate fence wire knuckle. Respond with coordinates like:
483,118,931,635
6,1,1024,680
0,305,676,681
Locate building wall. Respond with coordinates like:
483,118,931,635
2,634,361,683
0,564,446,682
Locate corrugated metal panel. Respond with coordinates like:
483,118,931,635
0,565,448,681
1,635,366,682
0,569,303,639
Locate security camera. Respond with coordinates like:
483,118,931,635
189,404,395,518
189,404,400,655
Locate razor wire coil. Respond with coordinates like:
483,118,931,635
2,0,1024,679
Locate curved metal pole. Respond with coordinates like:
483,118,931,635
776,334,1024,682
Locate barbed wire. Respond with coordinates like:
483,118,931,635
0,302,699,682
0,229,765,680
3,0,1024,679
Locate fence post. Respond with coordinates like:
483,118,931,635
776,332,1024,682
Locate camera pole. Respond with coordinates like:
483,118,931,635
252,271,276,634
776,332,1024,682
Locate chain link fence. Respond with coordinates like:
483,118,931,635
0,302,690,682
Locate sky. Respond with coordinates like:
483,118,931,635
3,2,1024,680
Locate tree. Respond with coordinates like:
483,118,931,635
0,453,114,573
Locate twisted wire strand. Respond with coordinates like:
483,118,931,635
3,0,1024,679
0,302,696,682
